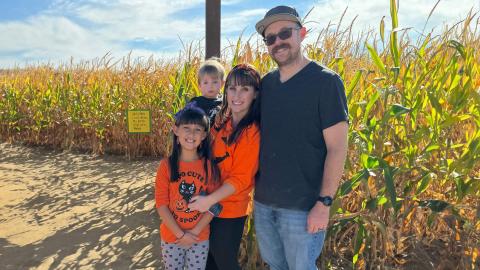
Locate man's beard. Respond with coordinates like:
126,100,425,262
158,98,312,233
271,43,300,67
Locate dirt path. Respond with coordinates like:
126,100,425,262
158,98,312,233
0,143,162,269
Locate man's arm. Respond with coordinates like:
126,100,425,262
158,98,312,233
307,121,348,233
319,121,349,197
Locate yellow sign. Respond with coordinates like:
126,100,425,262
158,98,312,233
127,110,151,134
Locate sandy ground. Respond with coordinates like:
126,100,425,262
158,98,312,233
2,142,473,270
0,143,163,269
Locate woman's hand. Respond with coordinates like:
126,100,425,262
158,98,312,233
175,232,199,249
188,195,214,213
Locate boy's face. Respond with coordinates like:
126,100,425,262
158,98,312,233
199,73,223,98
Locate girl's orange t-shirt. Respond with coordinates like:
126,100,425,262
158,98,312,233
155,158,218,243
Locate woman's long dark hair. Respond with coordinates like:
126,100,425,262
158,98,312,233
168,106,220,184
215,63,261,145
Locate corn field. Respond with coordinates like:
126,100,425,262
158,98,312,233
1,0,479,269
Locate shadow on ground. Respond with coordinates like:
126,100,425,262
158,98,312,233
0,143,163,269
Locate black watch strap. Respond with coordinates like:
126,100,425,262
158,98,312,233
317,195,333,206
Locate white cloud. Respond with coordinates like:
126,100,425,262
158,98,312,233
0,15,118,66
222,0,244,5
307,0,480,38
0,0,207,68
52,0,207,42
0,0,478,68
222,8,266,34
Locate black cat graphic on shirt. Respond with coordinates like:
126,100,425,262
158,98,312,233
179,180,196,203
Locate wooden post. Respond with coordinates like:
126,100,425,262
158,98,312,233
206,0,221,59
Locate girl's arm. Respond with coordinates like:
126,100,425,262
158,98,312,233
157,206,199,248
156,206,185,239
155,160,199,247
188,212,214,236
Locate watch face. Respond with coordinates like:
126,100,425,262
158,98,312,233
319,196,333,206
324,197,333,206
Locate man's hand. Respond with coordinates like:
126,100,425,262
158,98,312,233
307,202,330,234
188,195,214,213
175,232,199,249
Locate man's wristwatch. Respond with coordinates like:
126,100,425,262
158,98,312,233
317,195,333,206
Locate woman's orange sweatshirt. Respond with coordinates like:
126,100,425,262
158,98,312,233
211,120,260,218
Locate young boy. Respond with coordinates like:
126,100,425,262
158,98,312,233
188,58,225,125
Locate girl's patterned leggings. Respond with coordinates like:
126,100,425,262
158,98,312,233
161,240,209,270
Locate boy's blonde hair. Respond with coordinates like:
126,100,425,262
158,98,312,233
197,57,225,83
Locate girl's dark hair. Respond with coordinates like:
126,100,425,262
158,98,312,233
215,63,261,145
168,105,220,184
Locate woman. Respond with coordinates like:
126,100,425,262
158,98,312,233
188,63,261,270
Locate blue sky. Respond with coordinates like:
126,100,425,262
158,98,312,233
0,0,478,68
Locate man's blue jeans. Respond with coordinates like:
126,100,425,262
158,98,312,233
254,200,326,270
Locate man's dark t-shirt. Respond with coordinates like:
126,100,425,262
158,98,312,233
255,61,348,211
189,96,222,126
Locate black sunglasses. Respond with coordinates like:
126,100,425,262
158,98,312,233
263,27,301,46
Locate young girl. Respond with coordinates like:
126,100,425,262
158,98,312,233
188,63,261,270
155,105,221,270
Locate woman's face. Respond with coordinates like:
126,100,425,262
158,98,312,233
226,84,257,120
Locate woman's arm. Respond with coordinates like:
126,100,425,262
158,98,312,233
189,127,260,212
188,184,235,212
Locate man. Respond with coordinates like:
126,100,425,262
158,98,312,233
254,5,349,270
